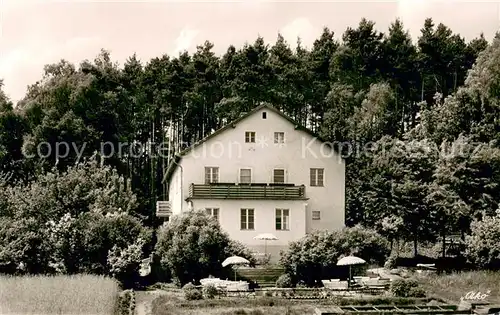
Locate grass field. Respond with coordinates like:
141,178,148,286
0,274,120,315
418,271,500,304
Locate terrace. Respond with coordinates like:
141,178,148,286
187,183,307,200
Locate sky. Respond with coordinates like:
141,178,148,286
0,0,499,102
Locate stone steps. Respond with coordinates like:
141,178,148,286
237,266,284,288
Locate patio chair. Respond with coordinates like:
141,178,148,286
353,276,370,286
327,279,352,290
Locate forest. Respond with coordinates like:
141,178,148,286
1,16,500,276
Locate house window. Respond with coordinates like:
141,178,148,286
274,132,285,144
206,208,219,221
240,208,254,230
262,112,267,119
205,167,219,184
245,131,255,143
273,169,285,184
310,168,324,187
276,209,290,230
312,211,321,220
240,168,252,184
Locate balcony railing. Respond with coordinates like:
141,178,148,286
188,183,306,200
156,201,172,217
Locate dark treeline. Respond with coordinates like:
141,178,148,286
1,17,499,255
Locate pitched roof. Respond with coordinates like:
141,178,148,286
162,103,342,184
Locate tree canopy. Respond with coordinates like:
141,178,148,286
0,17,498,259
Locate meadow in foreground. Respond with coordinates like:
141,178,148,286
0,274,120,315
418,271,500,304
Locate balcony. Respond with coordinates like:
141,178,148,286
156,201,172,217
188,183,307,200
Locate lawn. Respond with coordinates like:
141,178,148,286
417,271,500,304
0,274,120,315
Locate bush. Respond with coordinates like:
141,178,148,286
116,289,136,315
49,212,151,285
0,217,52,274
341,225,390,264
390,279,425,298
202,284,219,299
465,214,500,269
108,237,149,288
0,158,147,276
280,225,389,285
275,274,293,288
182,283,202,300
155,210,255,286
384,255,397,269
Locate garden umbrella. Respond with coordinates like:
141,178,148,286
337,255,366,288
253,233,278,255
222,256,250,280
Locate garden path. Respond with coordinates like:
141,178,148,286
135,290,165,315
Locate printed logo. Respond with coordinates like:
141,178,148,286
460,290,491,302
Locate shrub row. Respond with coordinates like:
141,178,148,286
155,210,256,287
279,225,390,286
115,289,135,315
182,283,203,300
276,274,293,288
465,214,500,269
390,279,425,298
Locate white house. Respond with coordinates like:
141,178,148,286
158,104,345,259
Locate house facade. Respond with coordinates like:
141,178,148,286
158,104,345,259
